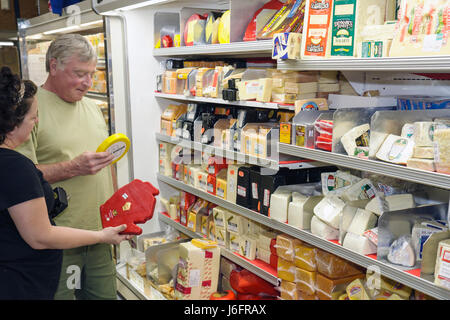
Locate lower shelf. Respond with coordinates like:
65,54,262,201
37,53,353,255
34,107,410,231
157,173,450,300
158,212,279,286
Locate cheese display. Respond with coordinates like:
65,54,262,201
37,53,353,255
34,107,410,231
387,235,416,267
434,239,450,290
174,240,220,300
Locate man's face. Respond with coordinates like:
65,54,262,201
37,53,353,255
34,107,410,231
49,55,97,103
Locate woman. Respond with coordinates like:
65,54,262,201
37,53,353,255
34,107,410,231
0,66,131,299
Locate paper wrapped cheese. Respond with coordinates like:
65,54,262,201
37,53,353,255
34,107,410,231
376,134,415,165
340,124,370,157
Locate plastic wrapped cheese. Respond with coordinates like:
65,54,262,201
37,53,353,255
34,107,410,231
321,170,361,196
270,189,293,223
288,196,323,230
316,249,364,279
413,122,434,147
401,123,415,139
434,239,450,290
276,234,300,262
365,193,415,216
412,146,434,159
376,134,415,165
256,247,271,264
339,204,359,244
433,128,450,174
347,208,378,236
311,216,339,240
346,278,372,300
277,257,296,282
315,273,365,300
407,158,436,172
313,196,346,229
294,242,317,272
411,222,446,261
387,235,416,267
340,123,370,156
294,267,316,295
279,280,298,300
343,232,377,255
341,178,377,202
421,231,450,274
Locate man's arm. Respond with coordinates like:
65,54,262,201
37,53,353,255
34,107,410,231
37,151,114,184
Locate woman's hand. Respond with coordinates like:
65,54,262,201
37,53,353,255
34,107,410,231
99,224,133,245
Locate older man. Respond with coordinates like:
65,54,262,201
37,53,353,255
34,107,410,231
17,34,117,300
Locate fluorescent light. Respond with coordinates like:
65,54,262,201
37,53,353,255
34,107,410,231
80,20,103,27
119,0,175,11
43,25,81,35
0,41,14,46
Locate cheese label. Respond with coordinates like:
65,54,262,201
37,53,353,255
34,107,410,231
330,0,356,56
388,138,408,161
303,0,334,57
237,186,247,197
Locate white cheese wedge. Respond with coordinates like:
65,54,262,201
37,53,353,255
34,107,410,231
376,134,415,165
287,195,309,227
347,208,378,236
387,236,416,267
413,122,434,147
341,124,370,157
270,190,293,223
343,232,377,255
341,178,377,202
311,215,339,240
313,196,346,229
339,204,359,244
365,194,415,216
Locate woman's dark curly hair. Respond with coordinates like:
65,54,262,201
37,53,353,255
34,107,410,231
0,66,37,145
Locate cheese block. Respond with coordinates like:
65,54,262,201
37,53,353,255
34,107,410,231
339,204,359,244
311,216,339,240
434,239,450,290
315,273,365,300
215,227,227,248
277,257,296,282
295,267,316,295
346,278,371,300
376,134,415,165
287,194,309,227
343,232,377,255
226,212,248,234
413,146,434,159
276,234,300,262
197,170,209,192
413,122,435,147
291,196,324,230
321,170,361,196
294,242,317,272
318,71,339,83
421,231,450,274
378,276,412,300
318,83,340,92
347,208,378,236
279,280,298,300
256,247,271,264
316,249,364,279
341,178,377,202
341,124,370,157
407,158,436,172
294,98,328,113
313,196,346,229
257,78,273,103
215,169,227,199
271,92,298,104
365,194,415,216
284,82,318,95
270,189,293,223
433,129,450,174
239,235,257,260
237,79,260,100
228,231,240,253
387,236,416,267
258,230,279,252
227,164,246,204
411,223,445,261
212,207,228,229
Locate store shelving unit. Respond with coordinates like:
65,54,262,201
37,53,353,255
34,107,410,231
279,143,450,190
158,213,279,285
157,173,450,300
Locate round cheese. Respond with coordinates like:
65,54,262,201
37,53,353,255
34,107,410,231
96,133,130,164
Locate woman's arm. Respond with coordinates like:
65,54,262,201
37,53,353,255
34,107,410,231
8,197,130,250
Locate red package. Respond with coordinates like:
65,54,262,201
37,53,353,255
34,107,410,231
207,156,228,175
230,269,278,296
207,174,217,195
243,0,285,41
100,179,159,235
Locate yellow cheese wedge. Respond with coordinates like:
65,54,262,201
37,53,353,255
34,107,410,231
96,133,130,164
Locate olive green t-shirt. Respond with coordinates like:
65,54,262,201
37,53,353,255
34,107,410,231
16,87,114,231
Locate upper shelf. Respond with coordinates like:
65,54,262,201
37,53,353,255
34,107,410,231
278,56,450,72
153,40,273,58
279,143,450,190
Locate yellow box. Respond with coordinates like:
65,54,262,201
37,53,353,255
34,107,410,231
215,169,228,199
279,122,292,144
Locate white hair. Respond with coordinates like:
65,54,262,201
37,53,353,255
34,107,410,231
45,34,97,72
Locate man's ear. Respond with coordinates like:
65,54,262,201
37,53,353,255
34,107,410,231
48,58,59,76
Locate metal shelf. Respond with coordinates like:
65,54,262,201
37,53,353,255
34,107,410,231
158,212,279,286
153,40,273,57
116,263,150,300
279,143,450,190
277,56,450,72
155,92,293,110
157,173,450,300
86,91,108,101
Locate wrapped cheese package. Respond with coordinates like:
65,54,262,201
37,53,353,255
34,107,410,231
433,128,450,174
316,249,364,279
315,273,365,300
275,234,300,262
294,267,316,295
279,280,298,300
277,257,296,282
376,134,415,165
294,241,317,271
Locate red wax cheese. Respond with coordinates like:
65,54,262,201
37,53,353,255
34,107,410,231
100,179,159,235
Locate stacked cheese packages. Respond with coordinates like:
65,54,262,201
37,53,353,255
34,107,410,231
373,119,450,174
275,234,415,300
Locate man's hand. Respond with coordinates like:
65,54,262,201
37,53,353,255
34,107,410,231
36,151,114,184
71,151,114,176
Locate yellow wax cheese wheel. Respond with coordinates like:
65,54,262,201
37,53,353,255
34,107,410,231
96,133,130,164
